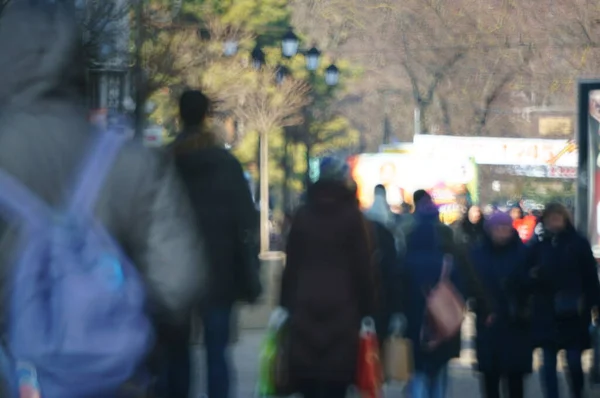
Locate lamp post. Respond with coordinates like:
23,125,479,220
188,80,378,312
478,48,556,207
248,29,339,253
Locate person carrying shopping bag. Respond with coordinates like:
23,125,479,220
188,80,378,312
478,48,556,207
402,195,466,398
470,212,533,398
279,157,380,398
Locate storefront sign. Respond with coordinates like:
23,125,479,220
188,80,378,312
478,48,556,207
413,135,577,167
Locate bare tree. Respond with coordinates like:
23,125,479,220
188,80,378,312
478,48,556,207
233,67,310,136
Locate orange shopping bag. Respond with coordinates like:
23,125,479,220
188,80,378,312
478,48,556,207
356,317,383,398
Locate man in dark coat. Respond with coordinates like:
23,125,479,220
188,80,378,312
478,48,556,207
0,1,207,395
524,203,600,398
280,157,378,398
168,90,260,398
470,212,532,398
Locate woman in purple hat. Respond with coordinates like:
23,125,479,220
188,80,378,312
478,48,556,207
469,211,533,398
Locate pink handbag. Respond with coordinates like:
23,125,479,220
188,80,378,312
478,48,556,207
422,254,465,349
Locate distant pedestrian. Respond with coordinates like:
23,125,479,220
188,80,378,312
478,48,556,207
511,204,537,243
454,205,485,249
365,184,406,255
470,212,533,398
525,203,600,398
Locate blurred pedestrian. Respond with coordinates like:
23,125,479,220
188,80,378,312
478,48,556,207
280,157,379,398
454,205,485,249
525,203,600,398
166,90,261,398
510,204,537,243
365,184,406,256
0,1,206,395
402,192,493,398
402,194,461,398
470,212,533,398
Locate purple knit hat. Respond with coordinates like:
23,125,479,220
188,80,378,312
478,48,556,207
485,211,513,231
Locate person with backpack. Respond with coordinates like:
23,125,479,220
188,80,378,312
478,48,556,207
0,2,207,397
469,212,533,398
170,90,261,398
524,203,600,398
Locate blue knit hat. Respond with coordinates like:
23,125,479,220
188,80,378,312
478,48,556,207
319,157,350,182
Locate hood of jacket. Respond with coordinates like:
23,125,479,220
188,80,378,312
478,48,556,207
306,180,357,213
0,1,85,110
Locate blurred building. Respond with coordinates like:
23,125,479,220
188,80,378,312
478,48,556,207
75,0,131,112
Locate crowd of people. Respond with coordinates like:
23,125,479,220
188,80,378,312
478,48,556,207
0,2,598,398
280,161,600,398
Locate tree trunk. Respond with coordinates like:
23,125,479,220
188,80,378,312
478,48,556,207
282,128,290,212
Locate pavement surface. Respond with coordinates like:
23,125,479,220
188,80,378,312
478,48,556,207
190,314,598,397
191,331,582,398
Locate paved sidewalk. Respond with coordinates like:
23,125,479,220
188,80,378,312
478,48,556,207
191,330,588,398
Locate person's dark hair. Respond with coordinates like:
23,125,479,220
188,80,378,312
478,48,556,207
413,189,431,205
542,202,572,224
179,90,211,127
374,184,386,196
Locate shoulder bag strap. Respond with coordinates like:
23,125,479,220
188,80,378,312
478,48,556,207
67,130,126,215
0,170,52,231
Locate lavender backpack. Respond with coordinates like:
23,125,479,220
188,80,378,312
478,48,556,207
0,130,153,398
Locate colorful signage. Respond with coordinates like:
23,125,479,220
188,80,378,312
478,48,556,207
348,153,477,224
413,135,577,167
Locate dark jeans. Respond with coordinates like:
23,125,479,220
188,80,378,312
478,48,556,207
298,381,348,398
154,334,191,398
481,372,524,398
541,347,584,398
203,305,233,398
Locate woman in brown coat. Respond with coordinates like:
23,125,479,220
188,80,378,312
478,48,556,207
280,157,378,398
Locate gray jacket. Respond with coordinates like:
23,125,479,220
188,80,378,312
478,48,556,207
0,1,206,327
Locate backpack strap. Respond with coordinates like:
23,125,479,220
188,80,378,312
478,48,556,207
0,170,52,230
67,130,126,215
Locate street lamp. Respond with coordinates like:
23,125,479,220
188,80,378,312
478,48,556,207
275,65,290,85
305,47,321,72
251,46,265,70
282,29,299,58
325,64,340,86
223,39,238,57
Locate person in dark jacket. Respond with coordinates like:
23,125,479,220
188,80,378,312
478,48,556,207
454,205,485,249
370,219,404,343
524,203,600,398
470,212,532,398
0,2,207,396
164,90,260,398
280,157,378,398
403,195,464,398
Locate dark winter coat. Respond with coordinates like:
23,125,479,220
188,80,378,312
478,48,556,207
454,215,485,250
174,142,260,308
470,233,533,374
524,225,600,349
280,180,378,385
370,220,404,340
402,206,465,374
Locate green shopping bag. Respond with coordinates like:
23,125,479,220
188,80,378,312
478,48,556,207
257,308,289,397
